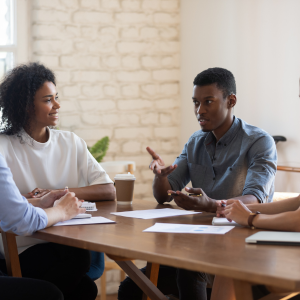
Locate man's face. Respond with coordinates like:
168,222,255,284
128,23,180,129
192,84,232,132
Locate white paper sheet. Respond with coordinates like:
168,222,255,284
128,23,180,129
54,216,115,226
143,223,235,234
110,208,201,219
212,217,239,226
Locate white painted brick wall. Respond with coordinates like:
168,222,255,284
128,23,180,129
31,0,180,294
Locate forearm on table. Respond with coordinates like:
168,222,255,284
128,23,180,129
27,198,42,207
253,209,300,231
231,194,259,204
153,176,172,204
247,196,300,214
68,184,115,201
44,207,64,227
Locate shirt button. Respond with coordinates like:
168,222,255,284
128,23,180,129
213,177,216,180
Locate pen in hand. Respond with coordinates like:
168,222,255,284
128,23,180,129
167,192,203,197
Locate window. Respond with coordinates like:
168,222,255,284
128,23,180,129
0,0,29,80
0,0,15,79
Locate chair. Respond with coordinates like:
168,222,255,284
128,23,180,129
0,230,22,277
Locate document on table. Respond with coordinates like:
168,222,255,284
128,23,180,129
212,217,240,226
110,208,201,219
54,216,115,226
143,223,235,234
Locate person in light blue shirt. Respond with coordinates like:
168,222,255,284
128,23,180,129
0,153,98,300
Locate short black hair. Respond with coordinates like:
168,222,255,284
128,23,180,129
0,62,55,136
193,67,236,98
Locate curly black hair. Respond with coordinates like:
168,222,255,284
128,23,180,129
0,62,56,136
193,67,236,98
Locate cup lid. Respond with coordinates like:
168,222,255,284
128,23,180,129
114,172,136,180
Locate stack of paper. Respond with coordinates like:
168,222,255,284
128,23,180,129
81,202,97,211
143,223,235,234
212,217,240,226
111,208,201,219
54,216,115,226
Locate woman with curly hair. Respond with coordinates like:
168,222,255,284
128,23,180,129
0,63,115,287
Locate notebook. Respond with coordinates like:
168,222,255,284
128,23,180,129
81,202,97,211
246,231,300,245
212,217,239,226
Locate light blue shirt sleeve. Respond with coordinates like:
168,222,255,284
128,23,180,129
0,154,48,235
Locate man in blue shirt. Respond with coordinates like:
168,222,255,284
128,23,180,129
118,68,277,300
0,153,97,300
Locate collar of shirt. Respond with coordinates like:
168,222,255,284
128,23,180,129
19,127,52,149
204,115,240,149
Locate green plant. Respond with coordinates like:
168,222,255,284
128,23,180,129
87,136,109,163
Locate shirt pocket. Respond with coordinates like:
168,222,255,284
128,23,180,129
188,163,207,188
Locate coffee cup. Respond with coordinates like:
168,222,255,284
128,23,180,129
114,172,136,205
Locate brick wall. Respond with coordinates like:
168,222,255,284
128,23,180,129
32,0,180,202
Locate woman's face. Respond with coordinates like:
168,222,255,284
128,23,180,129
32,81,60,128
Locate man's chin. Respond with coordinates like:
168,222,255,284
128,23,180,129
200,126,212,132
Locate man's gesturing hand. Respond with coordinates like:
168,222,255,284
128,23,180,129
168,187,216,212
146,146,177,177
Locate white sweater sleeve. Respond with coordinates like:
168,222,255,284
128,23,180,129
75,135,113,186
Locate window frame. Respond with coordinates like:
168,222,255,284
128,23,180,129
0,0,30,67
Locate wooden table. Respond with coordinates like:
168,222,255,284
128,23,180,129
29,200,300,300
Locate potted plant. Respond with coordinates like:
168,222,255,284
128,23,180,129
87,136,109,163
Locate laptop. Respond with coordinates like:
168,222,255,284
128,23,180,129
246,231,300,246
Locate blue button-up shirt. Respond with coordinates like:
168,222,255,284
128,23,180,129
168,117,277,203
0,153,48,236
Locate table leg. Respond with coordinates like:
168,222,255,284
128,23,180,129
233,279,253,300
116,260,167,300
142,262,160,300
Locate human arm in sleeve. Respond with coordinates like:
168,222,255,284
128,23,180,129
28,137,116,201
0,155,85,235
242,134,277,203
69,137,115,201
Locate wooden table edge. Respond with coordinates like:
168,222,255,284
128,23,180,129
31,231,300,291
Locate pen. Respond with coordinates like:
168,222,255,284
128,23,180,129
189,193,202,197
65,186,69,192
221,203,226,207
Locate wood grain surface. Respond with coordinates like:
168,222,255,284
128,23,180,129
31,200,300,291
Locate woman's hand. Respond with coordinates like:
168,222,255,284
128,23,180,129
39,190,68,209
216,200,227,217
28,188,52,198
224,200,252,226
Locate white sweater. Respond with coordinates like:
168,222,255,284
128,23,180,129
0,128,113,254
